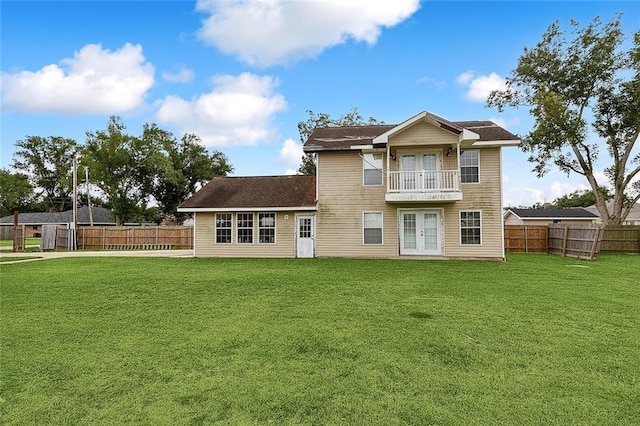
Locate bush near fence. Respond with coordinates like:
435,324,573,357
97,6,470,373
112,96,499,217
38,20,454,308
505,224,639,257
76,226,193,250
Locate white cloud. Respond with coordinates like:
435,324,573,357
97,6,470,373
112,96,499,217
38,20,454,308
504,177,591,207
489,116,520,131
162,66,195,83
277,138,304,170
456,70,474,85
156,72,287,147
0,43,154,114
456,71,506,102
195,0,420,67
416,76,446,89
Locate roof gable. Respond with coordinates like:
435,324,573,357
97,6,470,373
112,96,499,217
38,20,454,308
372,111,477,144
178,175,317,211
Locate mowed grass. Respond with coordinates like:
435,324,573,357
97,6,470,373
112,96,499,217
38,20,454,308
1,254,638,425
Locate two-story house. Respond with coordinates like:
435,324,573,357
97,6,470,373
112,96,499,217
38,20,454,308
178,111,520,260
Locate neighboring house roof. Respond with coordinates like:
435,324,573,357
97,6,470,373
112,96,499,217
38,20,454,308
504,208,598,220
584,202,640,221
178,175,317,211
304,111,520,152
0,206,115,226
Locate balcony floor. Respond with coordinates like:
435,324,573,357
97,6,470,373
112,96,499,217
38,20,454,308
385,191,463,202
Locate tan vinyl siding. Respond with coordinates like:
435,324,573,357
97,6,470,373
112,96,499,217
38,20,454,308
316,145,505,259
316,151,397,258
193,211,297,257
388,121,458,148
443,148,504,258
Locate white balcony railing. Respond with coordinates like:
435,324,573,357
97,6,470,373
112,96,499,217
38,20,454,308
387,170,460,193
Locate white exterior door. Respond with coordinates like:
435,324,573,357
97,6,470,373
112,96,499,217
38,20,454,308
400,153,441,190
296,215,315,258
400,210,442,255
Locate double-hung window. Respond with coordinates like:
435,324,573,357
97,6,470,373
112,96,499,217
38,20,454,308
258,213,276,244
460,150,479,183
363,153,383,186
237,213,254,244
363,212,383,244
460,211,481,245
215,213,232,244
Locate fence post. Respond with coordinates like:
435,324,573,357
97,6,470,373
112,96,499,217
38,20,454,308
562,225,569,257
589,226,602,260
524,225,528,253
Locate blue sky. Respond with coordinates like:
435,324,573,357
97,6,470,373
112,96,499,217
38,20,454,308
1,0,638,207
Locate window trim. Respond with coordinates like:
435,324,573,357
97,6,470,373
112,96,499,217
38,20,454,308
236,212,254,244
460,150,480,184
258,212,276,244
362,211,384,245
460,210,482,245
215,213,233,244
362,153,384,186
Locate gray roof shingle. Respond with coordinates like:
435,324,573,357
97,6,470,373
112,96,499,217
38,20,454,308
0,206,115,225
507,208,598,219
178,175,316,210
303,120,519,152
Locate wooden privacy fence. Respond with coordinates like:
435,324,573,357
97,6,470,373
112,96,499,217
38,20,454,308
599,226,640,253
504,225,548,253
547,224,602,260
505,224,639,257
76,226,193,250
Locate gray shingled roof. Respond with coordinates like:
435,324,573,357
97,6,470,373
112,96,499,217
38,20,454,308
178,175,317,210
0,206,115,225
304,120,519,152
506,208,598,219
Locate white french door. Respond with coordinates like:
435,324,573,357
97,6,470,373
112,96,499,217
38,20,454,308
400,153,441,190
399,210,442,255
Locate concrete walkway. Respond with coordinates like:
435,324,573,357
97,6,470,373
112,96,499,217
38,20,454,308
0,249,194,264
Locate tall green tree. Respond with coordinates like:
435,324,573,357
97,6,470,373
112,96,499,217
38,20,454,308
153,133,233,222
487,15,640,225
550,188,613,209
83,117,168,225
12,136,79,211
297,107,383,175
0,169,35,217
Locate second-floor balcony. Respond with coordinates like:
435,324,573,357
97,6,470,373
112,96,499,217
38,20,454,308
385,170,463,202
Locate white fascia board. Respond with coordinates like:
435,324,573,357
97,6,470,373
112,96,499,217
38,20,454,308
350,145,374,150
178,206,317,213
472,139,521,147
459,129,480,142
503,209,520,219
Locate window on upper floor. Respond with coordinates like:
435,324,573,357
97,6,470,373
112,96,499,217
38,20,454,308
460,150,479,183
363,153,383,186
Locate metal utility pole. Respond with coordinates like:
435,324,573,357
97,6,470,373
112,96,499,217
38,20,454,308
71,155,78,250
85,166,93,226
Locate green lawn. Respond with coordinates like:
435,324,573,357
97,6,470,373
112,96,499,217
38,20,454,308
1,254,638,425
0,238,41,247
